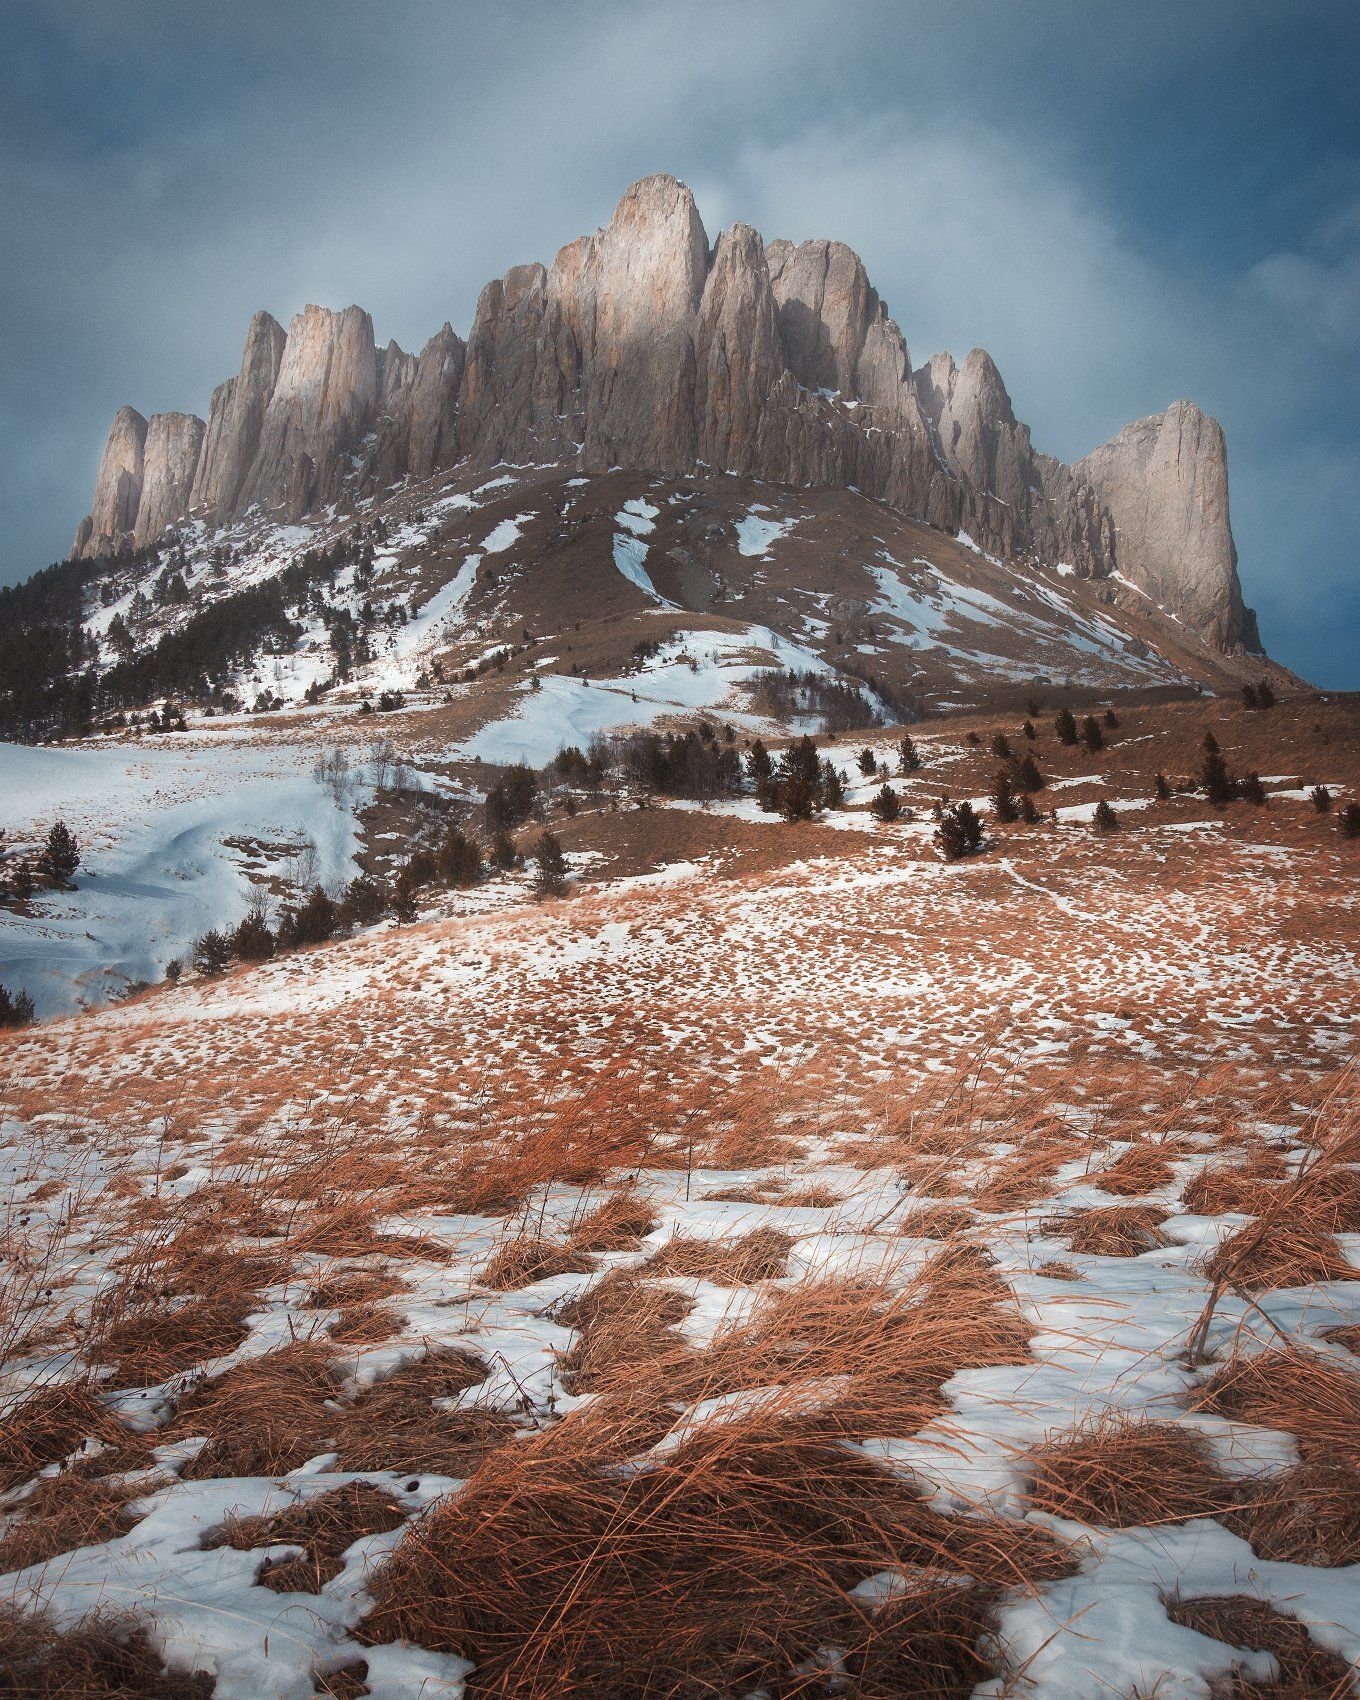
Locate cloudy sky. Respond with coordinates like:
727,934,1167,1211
3,0,1357,684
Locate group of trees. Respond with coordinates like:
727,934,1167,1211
1,821,81,905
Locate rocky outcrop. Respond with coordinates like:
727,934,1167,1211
78,406,148,556
237,304,378,519
190,311,287,521
69,175,1261,654
1073,401,1259,652
133,412,205,547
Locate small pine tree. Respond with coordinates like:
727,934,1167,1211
1338,802,1360,840
0,983,36,1027
1054,708,1078,746
391,870,419,923
1019,794,1042,825
1202,751,1240,806
990,770,1019,824
290,886,340,946
897,735,921,773
1256,680,1277,709
488,831,520,872
819,761,846,810
1092,800,1120,834
1014,753,1044,793
339,874,388,927
935,801,984,862
779,773,819,821
1080,715,1104,753
38,821,80,884
1241,683,1260,709
1203,730,1220,754
747,740,773,786
1021,720,1037,741
1239,772,1267,806
1103,709,1120,729
193,929,232,976
437,824,483,888
965,731,981,747
1311,785,1333,814
857,747,877,777
870,783,901,823
532,831,570,899
1154,772,1172,801
990,732,1012,760
232,909,276,962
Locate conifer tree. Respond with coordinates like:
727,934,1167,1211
1080,715,1104,753
38,821,80,883
488,831,520,873
857,747,877,777
1311,785,1333,813
1338,802,1360,840
935,800,984,861
1093,800,1120,833
746,740,773,787
1154,772,1172,801
0,983,36,1027
897,734,921,773
1054,708,1078,746
819,761,846,810
990,771,1019,823
532,831,570,899
870,783,901,823
1014,753,1044,793
193,929,232,976
436,824,483,888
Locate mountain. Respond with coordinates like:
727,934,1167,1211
69,175,1260,659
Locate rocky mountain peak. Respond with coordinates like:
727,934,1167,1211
67,176,1263,656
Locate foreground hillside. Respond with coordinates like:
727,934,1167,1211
2,694,1359,1699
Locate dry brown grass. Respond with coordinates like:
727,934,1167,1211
0,1605,213,1697
0,1470,166,1574
1024,1417,1240,1527
1164,1594,1357,1700
478,1237,595,1291
307,1270,411,1310
1201,1217,1360,1292
565,1187,658,1251
96,1292,255,1387
1052,1203,1169,1256
781,1183,843,1209
0,1381,142,1490
173,1343,342,1478
1091,1142,1177,1196
644,1227,792,1284
1193,1347,1360,1463
205,1479,408,1593
557,1270,696,1397
897,1203,978,1239
1228,1458,1360,1567
330,1349,514,1478
1183,1163,1284,1217
360,1408,1068,1699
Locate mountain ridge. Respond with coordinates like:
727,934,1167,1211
70,173,1260,657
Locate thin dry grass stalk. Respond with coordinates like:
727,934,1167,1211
1024,1417,1240,1527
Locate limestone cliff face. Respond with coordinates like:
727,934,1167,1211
133,413,205,548
1073,401,1259,652
69,175,1261,654
80,406,147,556
189,311,287,521
237,304,378,518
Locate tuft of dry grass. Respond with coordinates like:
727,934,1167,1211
1164,1593,1357,1700
1228,1458,1360,1568
307,1270,411,1310
95,1293,255,1388
644,1227,792,1284
1183,1163,1282,1217
897,1203,978,1240
0,1605,213,1698
478,1237,595,1291
1024,1417,1240,1528
0,1470,165,1574
1092,1142,1177,1196
1052,1203,1168,1257
566,1188,658,1251
1201,1217,1360,1292
557,1270,696,1397
205,1479,407,1593
173,1343,342,1479
360,1409,1066,1699
331,1349,516,1478
1192,1347,1360,1463
0,1381,142,1490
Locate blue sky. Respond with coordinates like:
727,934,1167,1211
2,0,1357,684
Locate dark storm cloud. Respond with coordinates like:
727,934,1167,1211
2,0,1357,683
